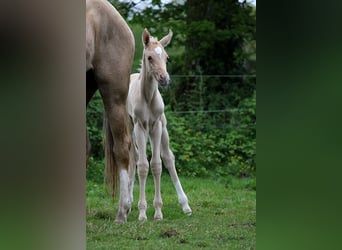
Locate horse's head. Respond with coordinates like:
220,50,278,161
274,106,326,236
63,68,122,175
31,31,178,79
142,28,173,86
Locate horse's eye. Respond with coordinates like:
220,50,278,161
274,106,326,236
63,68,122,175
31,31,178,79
167,57,171,64
147,56,152,61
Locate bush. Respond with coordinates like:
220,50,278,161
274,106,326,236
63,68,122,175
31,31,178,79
86,157,105,184
165,91,256,179
87,92,104,160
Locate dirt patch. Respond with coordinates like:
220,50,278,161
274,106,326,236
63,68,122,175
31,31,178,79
136,236,148,240
160,229,179,238
179,238,187,244
197,242,208,247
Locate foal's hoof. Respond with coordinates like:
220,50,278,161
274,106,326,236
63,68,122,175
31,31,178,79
115,213,127,224
138,214,147,221
115,218,126,224
182,205,192,215
154,212,163,221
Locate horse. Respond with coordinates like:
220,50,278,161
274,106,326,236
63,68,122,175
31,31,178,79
127,28,192,221
86,0,135,224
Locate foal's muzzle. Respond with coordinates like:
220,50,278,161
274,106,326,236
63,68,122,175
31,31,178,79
158,74,170,87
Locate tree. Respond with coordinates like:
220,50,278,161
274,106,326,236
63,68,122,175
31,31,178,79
170,0,256,111
121,0,255,110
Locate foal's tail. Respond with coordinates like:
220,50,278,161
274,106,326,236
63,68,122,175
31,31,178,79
103,112,119,198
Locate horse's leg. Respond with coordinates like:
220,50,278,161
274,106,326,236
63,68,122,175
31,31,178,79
108,104,131,223
98,85,131,224
134,122,149,221
160,115,192,215
149,120,163,220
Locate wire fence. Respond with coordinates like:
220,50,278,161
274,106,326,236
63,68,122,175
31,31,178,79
171,74,257,78
166,74,256,130
170,109,243,114
87,74,256,130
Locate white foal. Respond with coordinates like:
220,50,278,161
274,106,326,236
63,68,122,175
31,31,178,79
127,28,192,221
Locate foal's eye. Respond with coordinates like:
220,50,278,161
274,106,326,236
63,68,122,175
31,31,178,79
147,56,152,61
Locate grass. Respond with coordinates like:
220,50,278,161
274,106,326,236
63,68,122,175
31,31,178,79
87,174,256,249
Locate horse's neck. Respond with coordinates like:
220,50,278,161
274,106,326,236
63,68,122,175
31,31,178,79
140,65,158,104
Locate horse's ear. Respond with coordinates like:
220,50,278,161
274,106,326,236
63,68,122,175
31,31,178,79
160,29,173,47
142,28,150,47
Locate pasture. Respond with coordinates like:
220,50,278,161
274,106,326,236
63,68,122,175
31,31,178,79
87,174,256,249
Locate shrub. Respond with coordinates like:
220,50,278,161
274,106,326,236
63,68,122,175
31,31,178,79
165,91,256,178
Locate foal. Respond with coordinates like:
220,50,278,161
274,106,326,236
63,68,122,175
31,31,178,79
128,29,192,221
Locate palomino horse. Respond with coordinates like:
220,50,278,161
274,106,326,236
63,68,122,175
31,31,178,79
86,0,134,224
128,29,192,221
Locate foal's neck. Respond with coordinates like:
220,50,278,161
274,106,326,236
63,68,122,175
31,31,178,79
140,61,158,103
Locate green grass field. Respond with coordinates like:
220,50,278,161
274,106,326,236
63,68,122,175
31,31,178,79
87,174,256,249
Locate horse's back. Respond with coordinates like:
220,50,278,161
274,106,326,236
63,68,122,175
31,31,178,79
86,0,134,75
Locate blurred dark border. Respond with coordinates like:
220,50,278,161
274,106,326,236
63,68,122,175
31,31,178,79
258,0,342,249
0,1,85,249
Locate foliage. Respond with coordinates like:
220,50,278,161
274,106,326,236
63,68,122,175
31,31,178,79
86,92,104,160
165,91,256,178
225,91,256,177
87,157,105,184
87,175,256,249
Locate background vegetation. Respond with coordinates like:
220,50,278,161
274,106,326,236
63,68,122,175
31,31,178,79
86,0,256,183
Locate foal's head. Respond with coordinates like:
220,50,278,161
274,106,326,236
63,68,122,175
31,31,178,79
142,28,173,86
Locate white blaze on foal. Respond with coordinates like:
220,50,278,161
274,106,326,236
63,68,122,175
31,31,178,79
154,46,162,58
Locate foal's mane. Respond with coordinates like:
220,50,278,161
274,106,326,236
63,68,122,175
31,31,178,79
147,36,159,45
137,36,161,73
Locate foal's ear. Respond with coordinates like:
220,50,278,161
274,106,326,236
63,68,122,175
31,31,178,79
160,29,173,47
142,28,150,47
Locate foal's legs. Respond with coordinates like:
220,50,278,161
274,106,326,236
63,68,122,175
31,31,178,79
134,123,149,221
128,134,137,207
149,120,163,220
160,115,192,214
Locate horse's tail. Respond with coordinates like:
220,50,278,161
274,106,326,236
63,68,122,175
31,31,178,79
103,111,119,199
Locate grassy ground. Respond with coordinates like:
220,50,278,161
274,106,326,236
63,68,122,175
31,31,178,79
87,174,256,249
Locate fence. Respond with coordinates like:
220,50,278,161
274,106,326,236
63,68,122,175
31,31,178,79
162,74,256,131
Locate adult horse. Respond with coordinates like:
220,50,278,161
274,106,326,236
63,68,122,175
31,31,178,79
128,29,192,221
86,0,134,224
